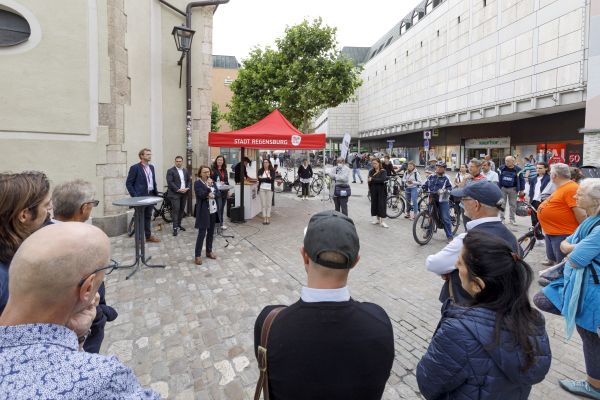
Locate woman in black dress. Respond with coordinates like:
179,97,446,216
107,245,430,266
194,165,219,265
297,159,313,200
211,155,229,230
368,158,388,228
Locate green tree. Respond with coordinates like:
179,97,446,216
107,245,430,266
211,102,223,132
226,18,362,132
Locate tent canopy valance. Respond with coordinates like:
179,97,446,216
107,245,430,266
208,109,326,149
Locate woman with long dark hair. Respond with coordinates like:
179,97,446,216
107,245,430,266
368,158,388,228
257,158,276,225
417,233,551,399
211,155,229,230
298,158,313,200
194,165,219,265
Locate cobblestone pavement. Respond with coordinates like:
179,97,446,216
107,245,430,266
104,179,585,399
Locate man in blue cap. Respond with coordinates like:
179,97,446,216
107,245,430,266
426,181,519,304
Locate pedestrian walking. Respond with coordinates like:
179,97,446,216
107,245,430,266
194,165,219,265
327,157,352,216
368,158,388,228
297,159,313,200
351,154,363,183
402,161,421,219
533,178,600,400
498,156,525,225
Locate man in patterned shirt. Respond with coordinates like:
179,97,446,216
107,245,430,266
0,222,159,399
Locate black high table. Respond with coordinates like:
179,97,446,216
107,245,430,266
113,196,166,279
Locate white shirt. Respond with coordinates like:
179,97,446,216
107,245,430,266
425,216,502,275
532,176,543,202
176,167,185,190
301,286,350,303
483,170,499,184
142,163,154,191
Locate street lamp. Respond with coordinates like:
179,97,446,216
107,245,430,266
171,25,196,87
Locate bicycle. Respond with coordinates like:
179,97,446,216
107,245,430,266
127,190,173,237
412,191,461,245
517,202,543,259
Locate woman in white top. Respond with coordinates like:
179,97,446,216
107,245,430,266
401,161,422,219
454,164,468,187
257,159,276,225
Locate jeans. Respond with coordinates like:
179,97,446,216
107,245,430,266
534,291,600,379
545,234,568,263
352,168,363,183
168,192,187,229
405,187,418,212
430,201,453,239
195,213,215,257
259,189,273,217
500,186,517,222
333,196,348,216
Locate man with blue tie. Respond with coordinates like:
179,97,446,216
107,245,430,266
126,148,161,243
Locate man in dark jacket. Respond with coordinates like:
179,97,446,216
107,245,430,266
254,211,394,400
426,181,518,305
498,155,525,225
51,180,118,353
233,157,251,184
166,156,191,236
125,148,160,242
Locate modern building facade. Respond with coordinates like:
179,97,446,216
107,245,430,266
0,0,221,234
315,0,600,168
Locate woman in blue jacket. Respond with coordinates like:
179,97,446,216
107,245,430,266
417,233,551,400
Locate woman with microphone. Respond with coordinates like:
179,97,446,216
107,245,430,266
194,165,219,265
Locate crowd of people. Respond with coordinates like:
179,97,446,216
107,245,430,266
1,147,600,399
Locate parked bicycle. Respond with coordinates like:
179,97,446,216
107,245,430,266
517,202,543,259
127,190,173,237
412,191,461,245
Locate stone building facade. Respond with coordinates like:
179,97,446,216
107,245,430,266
0,0,220,234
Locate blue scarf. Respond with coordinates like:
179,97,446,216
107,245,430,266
564,214,600,339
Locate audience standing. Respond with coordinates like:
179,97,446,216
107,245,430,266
211,155,230,231
253,211,394,400
0,171,52,314
51,180,118,354
125,148,160,243
498,155,525,225
418,233,551,400
453,164,468,187
533,178,600,399
166,155,191,236
528,162,550,239
482,160,499,184
484,154,496,172
368,158,389,228
0,223,159,399
537,163,586,266
297,158,313,200
402,161,421,220
328,157,352,216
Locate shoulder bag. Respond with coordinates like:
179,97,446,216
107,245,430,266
254,306,286,400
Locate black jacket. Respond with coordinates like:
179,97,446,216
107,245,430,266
166,166,191,195
194,179,220,229
234,162,249,184
382,162,395,176
257,167,276,191
297,164,313,179
528,174,550,201
254,299,394,400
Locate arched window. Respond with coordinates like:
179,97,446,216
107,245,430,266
0,8,30,47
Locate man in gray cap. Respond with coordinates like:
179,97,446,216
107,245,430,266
253,210,394,400
426,181,519,304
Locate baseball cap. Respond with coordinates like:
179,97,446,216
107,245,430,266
451,181,504,209
303,210,359,269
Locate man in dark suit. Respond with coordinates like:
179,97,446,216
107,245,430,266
253,211,394,400
126,148,160,243
166,156,191,236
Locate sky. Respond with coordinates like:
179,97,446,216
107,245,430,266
212,0,417,63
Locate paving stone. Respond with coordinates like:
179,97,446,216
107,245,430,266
102,184,585,399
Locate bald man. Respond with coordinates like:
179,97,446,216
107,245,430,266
0,223,159,399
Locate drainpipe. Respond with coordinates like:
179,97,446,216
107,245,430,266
158,0,230,215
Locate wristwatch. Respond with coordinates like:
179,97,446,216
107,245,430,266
78,329,92,344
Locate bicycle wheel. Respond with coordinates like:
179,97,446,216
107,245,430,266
161,202,173,223
386,195,405,219
311,177,324,195
293,179,301,194
413,210,434,245
449,204,461,235
127,217,135,237
417,196,428,212
518,231,536,259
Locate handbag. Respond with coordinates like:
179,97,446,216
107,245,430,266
254,307,286,400
334,184,351,197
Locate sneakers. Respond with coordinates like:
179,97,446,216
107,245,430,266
380,221,389,228
559,379,600,400
542,259,556,267
371,218,379,225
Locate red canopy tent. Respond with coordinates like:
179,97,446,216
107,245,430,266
208,109,326,222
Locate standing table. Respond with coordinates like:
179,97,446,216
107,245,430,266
113,196,166,279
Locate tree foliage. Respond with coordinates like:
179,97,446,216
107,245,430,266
211,102,223,132
226,18,362,132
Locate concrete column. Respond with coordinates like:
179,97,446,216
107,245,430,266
582,0,600,166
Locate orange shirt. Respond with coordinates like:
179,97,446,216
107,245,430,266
537,181,579,235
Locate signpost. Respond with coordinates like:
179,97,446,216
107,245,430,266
423,130,432,140
387,139,395,154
